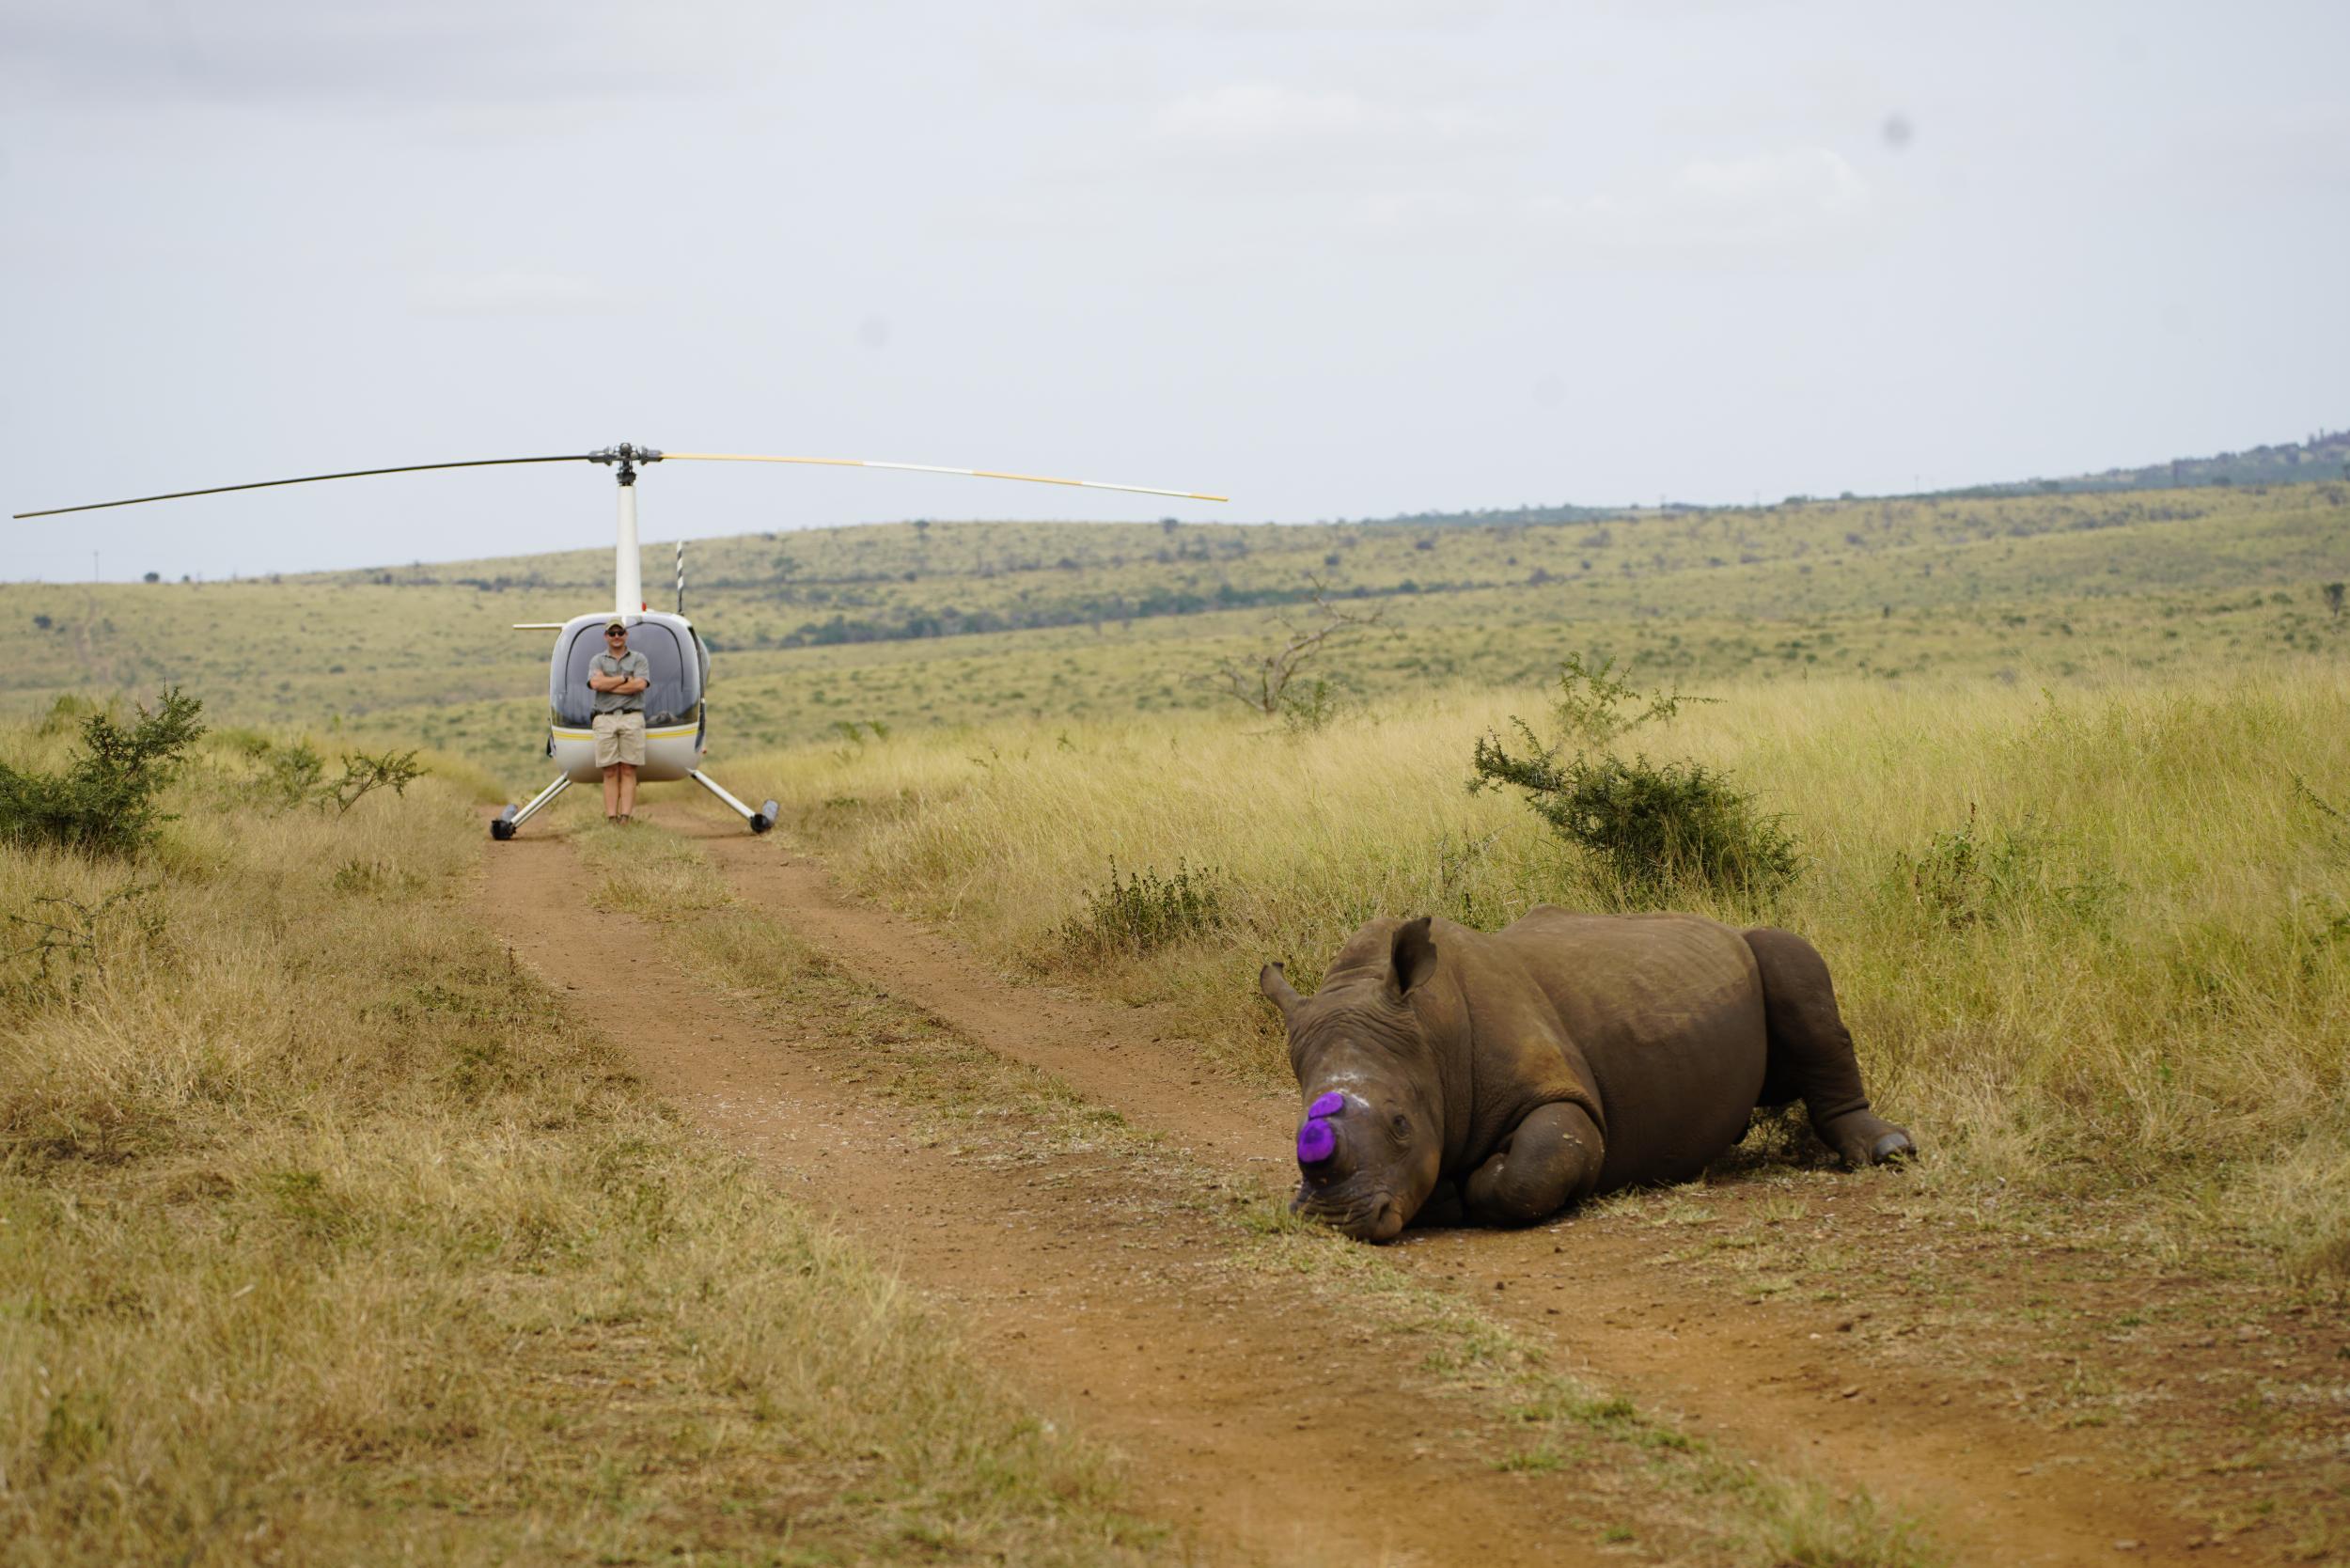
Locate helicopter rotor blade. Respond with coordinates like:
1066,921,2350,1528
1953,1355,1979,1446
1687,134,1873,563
661,451,1227,504
11,454,597,520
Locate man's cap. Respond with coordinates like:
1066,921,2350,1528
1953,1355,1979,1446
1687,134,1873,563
604,619,628,635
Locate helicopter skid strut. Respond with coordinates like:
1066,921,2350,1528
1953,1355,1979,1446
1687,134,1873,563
489,771,775,839
491,774,571,840
689,769,779,835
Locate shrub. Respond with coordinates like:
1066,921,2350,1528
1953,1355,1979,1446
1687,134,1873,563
1889,807,2121,933
1059,859,1223,960
1540,651,1705,746
1470,659,1795,902
257,738,328,808
35,693,106,737
0,688,205,855
239,737,427,815
1210,580,1387,720
1473,729,1800,900
1279,676,1345,735
322,748,427,815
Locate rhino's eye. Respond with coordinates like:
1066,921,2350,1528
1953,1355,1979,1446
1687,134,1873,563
1389,1112,1413,1142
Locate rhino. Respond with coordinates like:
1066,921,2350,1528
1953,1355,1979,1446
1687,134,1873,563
1259,910,1914,1241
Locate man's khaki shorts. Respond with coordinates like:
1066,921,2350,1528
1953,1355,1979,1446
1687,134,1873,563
592,711,647,768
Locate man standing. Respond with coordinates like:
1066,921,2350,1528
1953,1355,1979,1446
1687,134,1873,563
588,619,650,823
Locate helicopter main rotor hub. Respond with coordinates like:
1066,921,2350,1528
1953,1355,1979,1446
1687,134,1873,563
588,443,665,486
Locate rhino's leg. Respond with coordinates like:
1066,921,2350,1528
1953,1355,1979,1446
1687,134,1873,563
1462,1102,1604,1227
1742,927,1917,1168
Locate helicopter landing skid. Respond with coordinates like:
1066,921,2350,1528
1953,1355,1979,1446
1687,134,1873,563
490,774,571,840
689,769,779,835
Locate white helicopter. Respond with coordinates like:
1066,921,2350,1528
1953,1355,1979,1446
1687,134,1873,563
15,443,1226,838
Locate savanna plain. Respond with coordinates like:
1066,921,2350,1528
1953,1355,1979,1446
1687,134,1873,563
6,478,2347,1565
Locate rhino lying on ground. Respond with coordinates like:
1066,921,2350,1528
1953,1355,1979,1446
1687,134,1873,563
1260,910,1914,1241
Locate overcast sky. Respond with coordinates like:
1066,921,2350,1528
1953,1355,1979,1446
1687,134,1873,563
5,0,2343,582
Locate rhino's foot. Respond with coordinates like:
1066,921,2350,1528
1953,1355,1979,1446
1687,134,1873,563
1819,1110,1917,1169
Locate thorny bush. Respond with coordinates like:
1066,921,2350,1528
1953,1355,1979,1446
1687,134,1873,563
0,688,205,856
1059,858,1225,961
1470,660,1797,902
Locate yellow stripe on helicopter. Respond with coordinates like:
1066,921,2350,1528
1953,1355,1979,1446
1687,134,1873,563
552,723,700,742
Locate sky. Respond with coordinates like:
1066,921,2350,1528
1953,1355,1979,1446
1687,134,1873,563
4,0,2344,582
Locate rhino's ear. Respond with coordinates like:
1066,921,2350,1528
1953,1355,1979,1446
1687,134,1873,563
1388,916,1438,999
1259,962,1303,1019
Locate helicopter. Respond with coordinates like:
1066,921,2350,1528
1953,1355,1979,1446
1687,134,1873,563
14,443,1226,839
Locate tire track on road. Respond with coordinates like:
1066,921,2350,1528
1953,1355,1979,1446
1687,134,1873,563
483,816,1649,1568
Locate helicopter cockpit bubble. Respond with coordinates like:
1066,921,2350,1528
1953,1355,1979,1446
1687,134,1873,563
550,613,702,729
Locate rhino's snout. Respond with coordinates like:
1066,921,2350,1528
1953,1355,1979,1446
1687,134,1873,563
1291,1185,1407,1242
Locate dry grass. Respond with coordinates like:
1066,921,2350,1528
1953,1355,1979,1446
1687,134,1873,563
729,662,2350,1274
0,729,1158,1565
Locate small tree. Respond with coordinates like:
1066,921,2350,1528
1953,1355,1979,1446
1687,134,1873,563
1210,580,1386,727
2326,581,2345,620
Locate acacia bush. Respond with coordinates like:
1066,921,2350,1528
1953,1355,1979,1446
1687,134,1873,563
0,689,205,856
321,748,427,815
1889,805,2121,932
1470,658,1796,901
1471,728,1800,900
1059,858,1224,960
1537,651,1703,745
232,733,428,815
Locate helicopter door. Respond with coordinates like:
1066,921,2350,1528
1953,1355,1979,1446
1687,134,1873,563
553,621,702,728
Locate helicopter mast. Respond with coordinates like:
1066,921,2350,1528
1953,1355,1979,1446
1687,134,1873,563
589,444,661,615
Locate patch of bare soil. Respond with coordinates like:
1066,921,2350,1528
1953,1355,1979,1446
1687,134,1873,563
488,803,2345,1565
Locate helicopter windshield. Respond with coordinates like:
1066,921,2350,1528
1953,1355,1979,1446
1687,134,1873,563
553,619,700,729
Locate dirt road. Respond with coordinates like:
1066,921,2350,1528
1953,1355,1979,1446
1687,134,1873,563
481,805,2336,1565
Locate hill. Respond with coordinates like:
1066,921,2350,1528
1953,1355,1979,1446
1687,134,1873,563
1342,426,2350,522
10,478,2347,790
1941,426,2350,498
